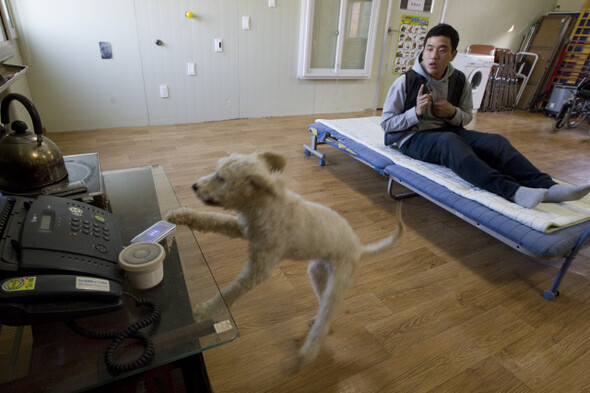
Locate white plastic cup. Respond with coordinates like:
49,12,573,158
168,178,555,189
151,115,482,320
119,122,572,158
118,242,166,289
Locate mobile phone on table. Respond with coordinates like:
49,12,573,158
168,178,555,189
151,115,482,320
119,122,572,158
131,220,176,244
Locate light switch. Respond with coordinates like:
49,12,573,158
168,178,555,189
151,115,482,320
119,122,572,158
242,16,250,30
187,62,196,76
215,38,223,52
159,84,169,98
269,0,276,7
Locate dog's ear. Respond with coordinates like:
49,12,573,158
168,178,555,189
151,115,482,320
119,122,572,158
246,174,275,196
258,151,286,173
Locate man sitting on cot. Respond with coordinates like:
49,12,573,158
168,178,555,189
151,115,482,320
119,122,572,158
381,23,590,209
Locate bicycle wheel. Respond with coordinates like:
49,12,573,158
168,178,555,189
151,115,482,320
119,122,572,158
552,102,570,131
567,97,588,128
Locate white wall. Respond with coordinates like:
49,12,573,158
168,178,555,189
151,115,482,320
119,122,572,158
10,0,387,132
555,0,587,12
443,0,559,53
8,0,579,132
11,0,148,132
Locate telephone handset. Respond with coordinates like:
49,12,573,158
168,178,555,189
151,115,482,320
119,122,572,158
0,194,125,325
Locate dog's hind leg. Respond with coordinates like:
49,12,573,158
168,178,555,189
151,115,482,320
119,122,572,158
298,260,357,366
307,259,331,327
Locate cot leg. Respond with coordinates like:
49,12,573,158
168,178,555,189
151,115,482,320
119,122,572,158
543,228,590,300
387,177,417,200
303,135,326,166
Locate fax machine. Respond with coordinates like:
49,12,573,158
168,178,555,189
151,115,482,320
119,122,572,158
0,194,124,325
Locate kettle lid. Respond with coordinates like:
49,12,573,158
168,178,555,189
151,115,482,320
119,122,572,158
0,120,34,143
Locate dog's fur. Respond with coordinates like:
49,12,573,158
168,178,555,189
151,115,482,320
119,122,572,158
165,151,403,366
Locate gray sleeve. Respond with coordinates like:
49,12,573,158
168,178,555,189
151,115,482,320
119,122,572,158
380,74,420,132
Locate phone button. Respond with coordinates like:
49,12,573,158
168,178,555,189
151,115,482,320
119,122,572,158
95,244,108,253
94,215,106,223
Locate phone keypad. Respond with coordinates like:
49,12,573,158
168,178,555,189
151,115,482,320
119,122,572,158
70,216,111,241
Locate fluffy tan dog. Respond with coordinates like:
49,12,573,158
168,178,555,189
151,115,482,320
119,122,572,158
165,151,403,366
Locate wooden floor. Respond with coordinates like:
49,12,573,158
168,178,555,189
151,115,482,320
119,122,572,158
50,110,590,392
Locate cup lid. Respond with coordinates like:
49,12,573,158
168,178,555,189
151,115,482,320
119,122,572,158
118,242,165,272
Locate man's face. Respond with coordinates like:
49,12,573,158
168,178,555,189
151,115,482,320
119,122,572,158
421,35,457,80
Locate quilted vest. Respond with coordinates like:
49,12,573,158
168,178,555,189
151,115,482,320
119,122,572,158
384,68,466,146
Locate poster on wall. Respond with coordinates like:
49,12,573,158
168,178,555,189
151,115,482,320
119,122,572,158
393,15,429,74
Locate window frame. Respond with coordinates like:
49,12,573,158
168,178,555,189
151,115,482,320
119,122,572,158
298,0,381,79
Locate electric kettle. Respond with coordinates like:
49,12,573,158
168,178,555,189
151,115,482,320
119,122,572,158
0,93,68,193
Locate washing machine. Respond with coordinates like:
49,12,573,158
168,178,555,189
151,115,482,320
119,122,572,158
451,53,494,112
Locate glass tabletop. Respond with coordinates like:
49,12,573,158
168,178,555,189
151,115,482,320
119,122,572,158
0,165,236,392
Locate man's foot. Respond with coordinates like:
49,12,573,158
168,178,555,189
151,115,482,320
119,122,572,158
513,186,548,209
544,184,590,203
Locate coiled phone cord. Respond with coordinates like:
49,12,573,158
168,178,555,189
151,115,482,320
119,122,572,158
65,292,161,373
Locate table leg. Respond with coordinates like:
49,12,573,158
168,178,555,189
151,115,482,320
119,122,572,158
178,353,213,393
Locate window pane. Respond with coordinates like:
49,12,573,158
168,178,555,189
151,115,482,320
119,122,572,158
341,0,372,69
310,0,340,69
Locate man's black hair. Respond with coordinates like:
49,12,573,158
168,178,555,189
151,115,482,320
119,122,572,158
423,23,459,51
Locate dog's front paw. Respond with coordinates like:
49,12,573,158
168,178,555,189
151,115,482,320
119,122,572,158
164,207,195,226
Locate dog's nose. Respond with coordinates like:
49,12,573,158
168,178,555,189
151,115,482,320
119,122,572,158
192,183,199,191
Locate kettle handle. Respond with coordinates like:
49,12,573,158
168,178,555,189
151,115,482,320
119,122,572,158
0,93,44,136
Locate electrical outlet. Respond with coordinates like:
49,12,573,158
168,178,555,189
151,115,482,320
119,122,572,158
214,38,223,52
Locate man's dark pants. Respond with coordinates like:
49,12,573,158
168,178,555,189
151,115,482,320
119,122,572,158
399,128,556,200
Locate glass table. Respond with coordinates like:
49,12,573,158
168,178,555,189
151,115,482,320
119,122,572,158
0,165,237,392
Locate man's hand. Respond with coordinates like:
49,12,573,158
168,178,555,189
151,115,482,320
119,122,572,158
415,84,431,117
432,99,456,119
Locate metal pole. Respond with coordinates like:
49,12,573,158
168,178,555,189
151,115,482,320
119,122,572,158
441,0,449,23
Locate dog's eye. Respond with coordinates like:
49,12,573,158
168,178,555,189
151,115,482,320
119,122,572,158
215,174,225,182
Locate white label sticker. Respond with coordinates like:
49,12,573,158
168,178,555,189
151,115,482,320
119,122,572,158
214,320,233,333
407,0,425,11
76,277,110,292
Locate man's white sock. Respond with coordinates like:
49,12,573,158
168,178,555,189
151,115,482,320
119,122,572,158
544,184,590,203
513,186,548,209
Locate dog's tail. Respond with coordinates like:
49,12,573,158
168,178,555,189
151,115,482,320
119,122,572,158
360,202,404,258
